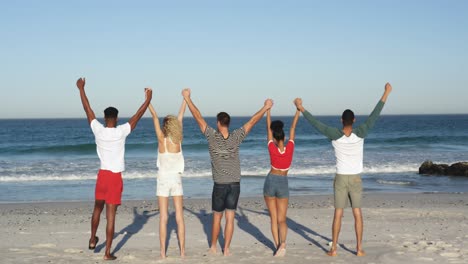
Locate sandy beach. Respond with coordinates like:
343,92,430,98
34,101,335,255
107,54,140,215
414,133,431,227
1,193,467,264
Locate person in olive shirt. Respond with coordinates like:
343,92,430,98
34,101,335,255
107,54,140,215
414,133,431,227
294,83,392,257
182,88,272,256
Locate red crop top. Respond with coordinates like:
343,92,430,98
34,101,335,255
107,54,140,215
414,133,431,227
268,140,295,171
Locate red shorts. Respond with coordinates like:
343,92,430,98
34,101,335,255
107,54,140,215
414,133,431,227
95,170,123,205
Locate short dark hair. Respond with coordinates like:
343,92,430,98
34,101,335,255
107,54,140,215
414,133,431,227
270,120,285,141
341,109,355,126
217,112,230,127
104,107,119,119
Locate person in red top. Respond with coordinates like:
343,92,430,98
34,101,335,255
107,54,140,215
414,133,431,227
263,103,301,257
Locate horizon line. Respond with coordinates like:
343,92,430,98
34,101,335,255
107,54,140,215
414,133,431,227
0,113,467,120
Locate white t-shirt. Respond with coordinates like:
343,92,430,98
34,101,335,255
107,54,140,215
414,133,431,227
91,119,131,173
331,133,364,175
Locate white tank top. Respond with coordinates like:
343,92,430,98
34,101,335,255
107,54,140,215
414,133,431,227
157,137,184,176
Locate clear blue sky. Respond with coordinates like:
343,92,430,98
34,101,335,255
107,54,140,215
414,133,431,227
1,0,467,118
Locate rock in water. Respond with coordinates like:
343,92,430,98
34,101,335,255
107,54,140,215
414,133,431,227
419,160,468,176
419,161,448,175
446,162,468,176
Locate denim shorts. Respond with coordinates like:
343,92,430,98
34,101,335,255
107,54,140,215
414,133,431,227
263,173,289,198
212,182,240,212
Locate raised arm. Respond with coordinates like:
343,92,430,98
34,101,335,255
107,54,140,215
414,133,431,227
182,88,207,133
148,103,164,141
128,88,153,131
289,108,301,141
266,109,273,141
243,99,273,135
177,98,187,128
380,82,392,103
294,98,343,141
354,82,392,138
76,77,96,124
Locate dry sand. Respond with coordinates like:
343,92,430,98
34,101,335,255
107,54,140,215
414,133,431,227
1,193,467,263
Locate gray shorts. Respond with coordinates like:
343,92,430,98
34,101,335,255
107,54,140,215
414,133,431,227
263,173,289,198
334,174,362,209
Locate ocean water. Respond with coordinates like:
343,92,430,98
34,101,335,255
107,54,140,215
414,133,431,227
1,115,468,202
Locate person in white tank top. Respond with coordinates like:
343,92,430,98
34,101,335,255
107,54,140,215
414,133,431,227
157,137,184,176
148,98,187,259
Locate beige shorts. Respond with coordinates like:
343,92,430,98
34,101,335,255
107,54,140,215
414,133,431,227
333,174,362,209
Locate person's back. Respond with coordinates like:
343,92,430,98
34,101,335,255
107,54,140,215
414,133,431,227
91,120,131,173
294,83,392,257
182,88,272,256
75,77,152,260
331,134,365,175
204,125,246,183
157,137,184,175
263,107,301,257
148,103,187,259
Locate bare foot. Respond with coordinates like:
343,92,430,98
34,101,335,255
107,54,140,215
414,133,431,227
180,249,185,258
160,250,167,259
208,246,217,254
88,236,98,250
274,243,286,257
223,248,231,256
103,254,117,260
327,248,337,257
274,248,286,257
356,250,366,257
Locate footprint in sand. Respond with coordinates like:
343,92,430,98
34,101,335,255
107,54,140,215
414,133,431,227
440,252,460,258
403,241,411,246
64,248,82,253
425,246,438,252
417,257,434,261
32,243,56,248
435,241,449,247
417,241,431,248
121,255,137,260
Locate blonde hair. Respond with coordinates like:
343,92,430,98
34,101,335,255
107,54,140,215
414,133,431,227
162,115,183,144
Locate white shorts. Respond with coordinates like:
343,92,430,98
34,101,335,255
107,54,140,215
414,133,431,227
156,174,183,197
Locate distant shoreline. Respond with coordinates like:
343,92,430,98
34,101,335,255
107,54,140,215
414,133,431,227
1,113,467,120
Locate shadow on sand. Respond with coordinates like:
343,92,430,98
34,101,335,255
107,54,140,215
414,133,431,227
236,206,276,252
185,208,225,248
241,207,355,254
99,207,159,254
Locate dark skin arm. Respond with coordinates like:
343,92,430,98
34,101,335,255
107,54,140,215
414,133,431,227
76,77,96,124
128,88,153,131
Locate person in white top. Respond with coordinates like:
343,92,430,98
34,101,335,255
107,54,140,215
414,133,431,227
294,83,392,257
148,98,187,259
75,77,152,261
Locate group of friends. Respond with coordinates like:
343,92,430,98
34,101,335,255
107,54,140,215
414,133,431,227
75,77,393,260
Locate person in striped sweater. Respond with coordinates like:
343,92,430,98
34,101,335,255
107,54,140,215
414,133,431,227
182,88,272,256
